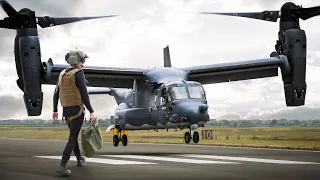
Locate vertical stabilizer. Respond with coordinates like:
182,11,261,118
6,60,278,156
163,45,172,67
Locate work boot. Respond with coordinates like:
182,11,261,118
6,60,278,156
77,156,85,167
56,164,71,176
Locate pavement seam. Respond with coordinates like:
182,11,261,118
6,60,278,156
1,137,319,153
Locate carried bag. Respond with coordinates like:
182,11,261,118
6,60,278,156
81,118,103,158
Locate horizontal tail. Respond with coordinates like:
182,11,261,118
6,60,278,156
88,88,132,105
88,88,112,95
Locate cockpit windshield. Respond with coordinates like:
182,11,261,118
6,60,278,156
188,85,206,99
164,84,206,101
167,86,188,100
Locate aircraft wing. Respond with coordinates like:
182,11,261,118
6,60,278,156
46,64,146,88
182,56,287,84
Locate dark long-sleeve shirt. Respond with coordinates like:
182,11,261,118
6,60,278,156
53,68,94,113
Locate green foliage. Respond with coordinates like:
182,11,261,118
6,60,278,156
1,126,320,150
205,119,320,127
0,119,111,127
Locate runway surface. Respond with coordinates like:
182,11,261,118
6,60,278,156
0,138,319,180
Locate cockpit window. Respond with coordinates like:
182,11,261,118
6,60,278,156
188,85,206,99
167,86,188,100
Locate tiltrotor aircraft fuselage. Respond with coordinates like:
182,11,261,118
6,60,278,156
88,51,210,145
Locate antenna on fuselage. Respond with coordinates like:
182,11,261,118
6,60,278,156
163,45,172,67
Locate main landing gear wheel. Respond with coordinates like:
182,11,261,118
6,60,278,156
113,135,119,147
184,132,191,144
122,134,128,146
193,131,199,143
113,127,129,147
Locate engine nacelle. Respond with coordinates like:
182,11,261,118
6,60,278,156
19,36,43,116
280,29,307,106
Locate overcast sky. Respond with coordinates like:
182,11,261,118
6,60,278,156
0,0,319,120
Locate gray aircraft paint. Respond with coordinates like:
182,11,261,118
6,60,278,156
85,49,286,131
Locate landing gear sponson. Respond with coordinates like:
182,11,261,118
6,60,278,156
184,124,200,144
113,125,128,147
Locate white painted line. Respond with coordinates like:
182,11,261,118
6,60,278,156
34,156,157,165
179,154,320,165
102,155,240,164
130,142,320,153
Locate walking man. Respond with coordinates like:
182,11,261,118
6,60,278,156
52,50,95,176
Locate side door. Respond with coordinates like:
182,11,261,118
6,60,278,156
150,89,160,124
151,87,167,124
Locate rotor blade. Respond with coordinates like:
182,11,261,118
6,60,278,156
291,5,320,20
0,0,17,17
0,19,13,29
0,19,4,27
0,19,16,29
37,15,118,28
201,11,279,22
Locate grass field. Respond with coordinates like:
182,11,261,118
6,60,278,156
0,126,320,150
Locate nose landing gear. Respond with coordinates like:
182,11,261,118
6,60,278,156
193,131,199,143
184,132,191,143
184,126,200,144
113,127,128,147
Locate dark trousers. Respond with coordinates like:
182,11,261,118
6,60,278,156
61,112,84,166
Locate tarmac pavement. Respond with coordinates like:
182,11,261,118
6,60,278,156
0,138,319,180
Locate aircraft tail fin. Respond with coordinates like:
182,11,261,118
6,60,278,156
163,45,172,67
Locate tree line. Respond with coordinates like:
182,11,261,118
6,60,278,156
0,119,320,127
206,119,320,127
0,118,112,126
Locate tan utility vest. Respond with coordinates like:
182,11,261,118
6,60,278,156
58,68,85,121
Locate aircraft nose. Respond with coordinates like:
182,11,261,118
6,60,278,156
199,104,208,113
170,102,209,123
184,105,208,123
185,107,199,118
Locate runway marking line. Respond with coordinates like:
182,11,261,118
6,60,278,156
34,156,157,165
34,154,320,165
101,155,240,164
179,154,320,165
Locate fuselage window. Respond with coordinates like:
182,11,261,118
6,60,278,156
188,85,206,99
168,86,188,101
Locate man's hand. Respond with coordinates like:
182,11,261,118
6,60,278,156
89,112,95,120
52,112,58,120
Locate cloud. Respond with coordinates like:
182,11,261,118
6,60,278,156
244,106,320,120
239,0,302,9
218,113,242,120
0,95,25,119
307,51,320,67
214,106,320,120
0,0,320,121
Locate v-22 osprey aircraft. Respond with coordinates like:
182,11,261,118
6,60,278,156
0,0,319,146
